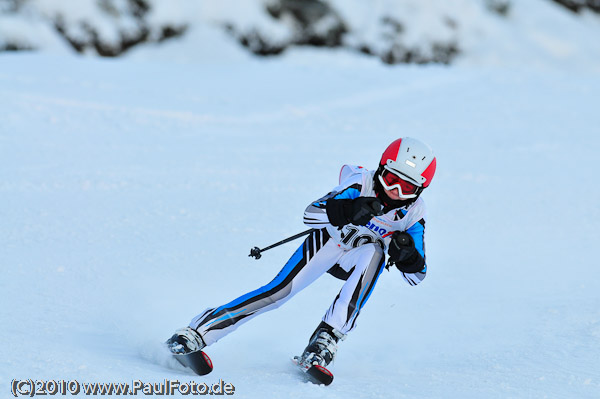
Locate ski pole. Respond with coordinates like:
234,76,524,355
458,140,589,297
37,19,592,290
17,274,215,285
249,228,315,260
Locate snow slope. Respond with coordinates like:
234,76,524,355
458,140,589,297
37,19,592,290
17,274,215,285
1,50,599,398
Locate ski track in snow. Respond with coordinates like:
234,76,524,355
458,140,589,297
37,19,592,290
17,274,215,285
1,51,599,399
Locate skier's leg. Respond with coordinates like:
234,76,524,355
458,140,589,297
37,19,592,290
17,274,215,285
322,243,385,335
189,229,342,346
297,243,385,368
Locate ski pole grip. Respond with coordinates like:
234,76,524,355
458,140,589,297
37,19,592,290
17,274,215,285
397,235,410,245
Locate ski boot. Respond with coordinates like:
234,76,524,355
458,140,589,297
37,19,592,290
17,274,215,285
293,321,345,385
166,327,213,375
166,327,205,354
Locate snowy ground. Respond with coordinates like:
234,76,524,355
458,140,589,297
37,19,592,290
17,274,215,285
1,48,599,398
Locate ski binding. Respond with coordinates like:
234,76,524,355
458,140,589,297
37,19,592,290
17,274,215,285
292,356,334,386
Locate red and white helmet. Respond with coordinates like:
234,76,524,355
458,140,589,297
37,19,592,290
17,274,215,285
378,137,436,199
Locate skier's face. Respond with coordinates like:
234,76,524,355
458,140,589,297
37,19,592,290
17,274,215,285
384,187,402,201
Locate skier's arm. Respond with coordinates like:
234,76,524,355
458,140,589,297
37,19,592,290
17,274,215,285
390,219,427,286
303,185,362,228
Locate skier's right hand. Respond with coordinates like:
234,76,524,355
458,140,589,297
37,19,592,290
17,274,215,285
326,197,383,227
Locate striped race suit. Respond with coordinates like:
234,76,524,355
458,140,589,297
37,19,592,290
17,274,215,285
189,165,428,345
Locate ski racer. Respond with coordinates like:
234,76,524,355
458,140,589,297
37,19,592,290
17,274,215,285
167,137,437,373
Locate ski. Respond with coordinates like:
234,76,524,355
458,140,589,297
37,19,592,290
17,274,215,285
292,356,334,386
172,349,213,376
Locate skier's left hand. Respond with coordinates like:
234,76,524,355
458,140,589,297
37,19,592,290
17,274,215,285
387,231,425,273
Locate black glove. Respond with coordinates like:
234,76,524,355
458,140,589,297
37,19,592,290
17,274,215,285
387,231,425,273
326,197,383,227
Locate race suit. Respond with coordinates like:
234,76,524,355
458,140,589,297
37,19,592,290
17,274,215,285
189,165,427,345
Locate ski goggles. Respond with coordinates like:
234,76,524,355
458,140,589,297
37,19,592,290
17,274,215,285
378,167,420,198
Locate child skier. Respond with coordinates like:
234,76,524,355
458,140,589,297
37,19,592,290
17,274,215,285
167,137,436,378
